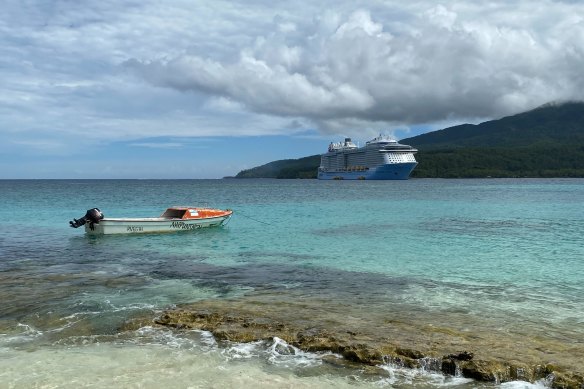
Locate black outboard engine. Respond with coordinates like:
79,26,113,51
69,208,104,229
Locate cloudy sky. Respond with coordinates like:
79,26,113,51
1,0,583,178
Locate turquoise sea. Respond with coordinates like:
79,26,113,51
0,179,583,388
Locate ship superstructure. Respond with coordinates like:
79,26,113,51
318,135,417,180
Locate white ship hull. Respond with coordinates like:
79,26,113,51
318,162,417,180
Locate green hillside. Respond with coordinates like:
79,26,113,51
234,102,584,178
406,102,584,177
411,144,584,178
235,155,320,179
402,102,584,149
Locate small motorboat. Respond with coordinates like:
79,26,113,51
69,206,233,235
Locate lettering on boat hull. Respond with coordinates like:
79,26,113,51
170,221,202,230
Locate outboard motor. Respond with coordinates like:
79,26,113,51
69,208,104,229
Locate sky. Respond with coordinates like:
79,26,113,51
1,0,583,178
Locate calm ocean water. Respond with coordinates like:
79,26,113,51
0,179,582,388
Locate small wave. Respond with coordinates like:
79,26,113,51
0,323,44,346
16,323,42,335
69,299,158,313
129,326,216,352
53,326,216,352
199,330,217,347
267,337,331,368
500,380,551,389
220,336,333,369
379,361,474,387
222,340,264,360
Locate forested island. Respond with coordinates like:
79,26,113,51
234,102,584,178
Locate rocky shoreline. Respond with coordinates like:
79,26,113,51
149,296,583,388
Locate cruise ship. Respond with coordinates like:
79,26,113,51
317,135,418,180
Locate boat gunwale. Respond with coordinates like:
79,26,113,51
100,211,233,223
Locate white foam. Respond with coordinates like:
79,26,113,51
500,380,551,389
379,362,474,387
0,340,386,388
129,326,214,352
199,330,217,347
0,324,44,346
222,340,264,360
267,337,328,368
1,324,554,388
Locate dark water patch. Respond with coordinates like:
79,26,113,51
311,223,400,237
0,268,149,319
236,250,320,262
149,259,413,303
420,217,584,245
421,218,524,237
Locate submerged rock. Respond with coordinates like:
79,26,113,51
460,360,508,382
448,351,474,361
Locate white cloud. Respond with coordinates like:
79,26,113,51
1,0,583,153
423,5,458,30
127,2,584,133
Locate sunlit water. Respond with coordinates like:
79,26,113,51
0,179,582,388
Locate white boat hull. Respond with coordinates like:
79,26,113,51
84,215,232,235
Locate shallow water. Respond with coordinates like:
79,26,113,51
0,179,582,387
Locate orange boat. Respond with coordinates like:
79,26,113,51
69,206,233,235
